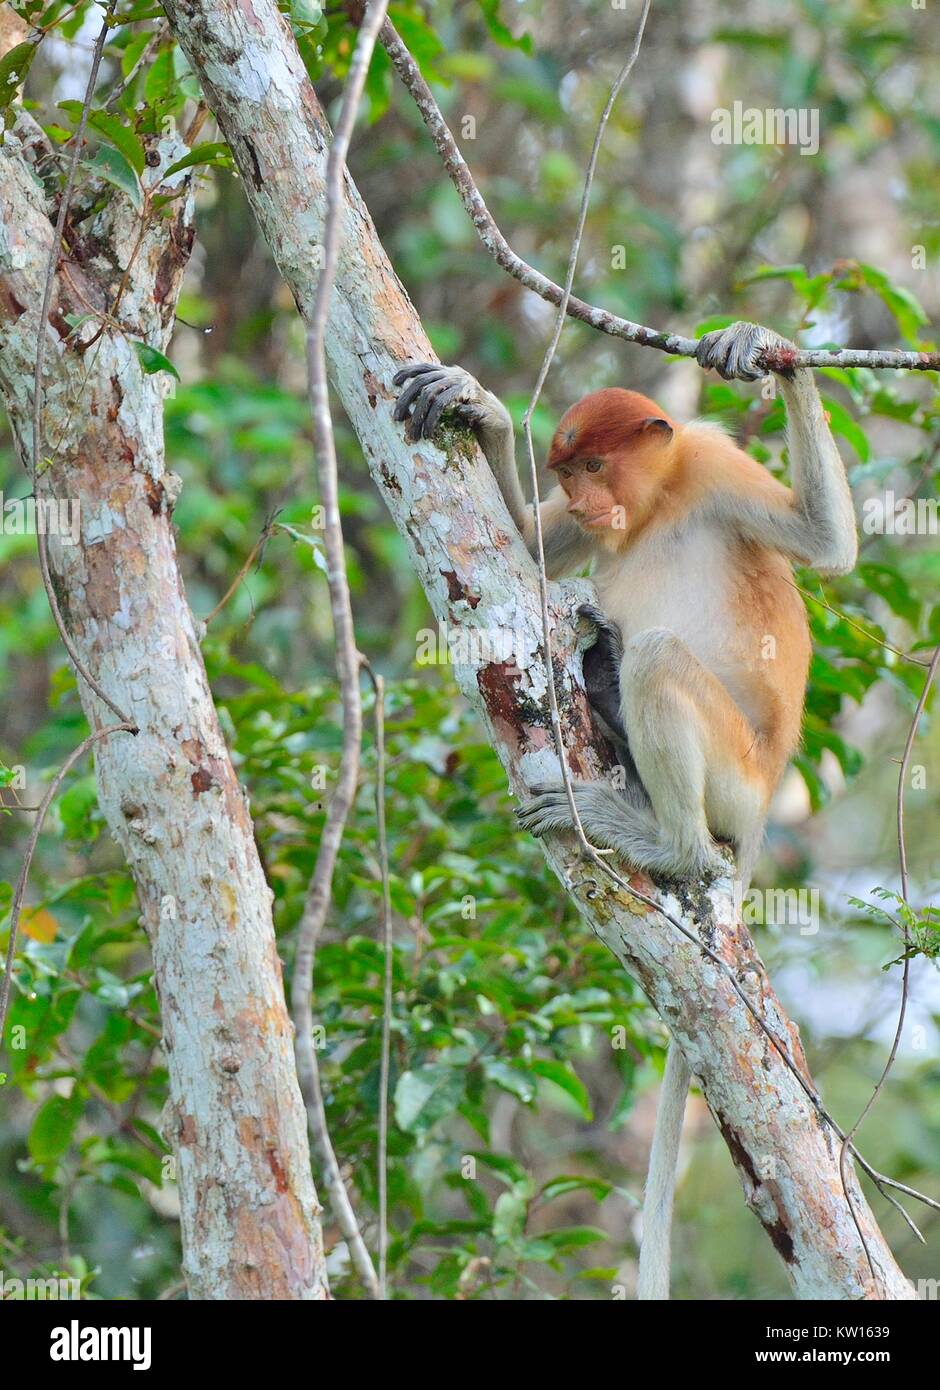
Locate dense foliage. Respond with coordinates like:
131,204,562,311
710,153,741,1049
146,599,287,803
0,0,938,1298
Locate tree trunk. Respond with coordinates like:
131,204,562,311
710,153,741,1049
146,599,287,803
0,124,328,1300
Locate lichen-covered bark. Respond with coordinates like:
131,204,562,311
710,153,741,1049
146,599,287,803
0,127,327,1299
163,0,914,1299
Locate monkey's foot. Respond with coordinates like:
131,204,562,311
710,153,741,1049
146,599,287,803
393,362,489,438
516,780,728,883
694,321,797,381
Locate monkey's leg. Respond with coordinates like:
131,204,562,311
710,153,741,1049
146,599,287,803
619,627,764,878
517,628,761,880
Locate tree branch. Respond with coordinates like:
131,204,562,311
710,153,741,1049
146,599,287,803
379,20,939,375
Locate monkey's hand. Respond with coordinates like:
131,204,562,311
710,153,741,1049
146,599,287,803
694,321,797,381
393,362,499,438
577,602,624,665
578,603,629,746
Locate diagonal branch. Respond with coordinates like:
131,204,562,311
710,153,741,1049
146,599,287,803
379,21,939,375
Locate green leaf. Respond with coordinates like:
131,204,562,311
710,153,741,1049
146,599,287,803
29,1094,81,1163
820,397,869,461
84,145,143,212
288,0,323,28
492,1189,528,1244
538,1225,606,1251
539,1175,612,1203
394,1065,464,1134
475,0,533,53
164,142,233,178
57,104,145,174
130,341,180,381
857,563,920,626
854,263,929,343
0,40,38,118
482,1058,535,1103
528,1059,593,1119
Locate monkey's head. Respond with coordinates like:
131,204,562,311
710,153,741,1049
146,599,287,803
547,388,676,544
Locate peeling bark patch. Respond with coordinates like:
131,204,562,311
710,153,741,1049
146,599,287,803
244,136,264,190
716,1113,760,1187
762,1216,796,1264
236,0,265,31
0,281,26,321
144,474,165,516
154,218,196,306
266,1144,289,1194
379,463,401,495
180,738,205,764
191,766,218,795
405,517,425,558
477,660,543,749
362,367,385,408
441,569,480,609
84,541,122,620
49,306,72,340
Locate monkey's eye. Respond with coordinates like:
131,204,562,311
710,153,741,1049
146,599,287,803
585,459,602,473
558,466,573,479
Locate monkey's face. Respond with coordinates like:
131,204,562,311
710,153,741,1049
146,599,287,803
549,388,676,542
554,456,622,530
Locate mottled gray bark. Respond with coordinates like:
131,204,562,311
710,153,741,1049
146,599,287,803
0,123,327,1299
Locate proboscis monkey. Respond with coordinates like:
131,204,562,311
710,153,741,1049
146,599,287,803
394,320,858,1299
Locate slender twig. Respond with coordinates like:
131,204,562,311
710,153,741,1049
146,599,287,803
183,101,210,147
290,0,390,1302
520,0,651,856
380,21,939,374
793,580,931,667
838,640,940,1291
0,725,137,1042
363,659,393,1300
202,516,278,625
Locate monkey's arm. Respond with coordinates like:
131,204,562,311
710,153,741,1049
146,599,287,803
394,362,593,577
697,323,858,576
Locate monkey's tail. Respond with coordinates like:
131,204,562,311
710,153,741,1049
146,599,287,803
635,840,761,1300
636,1039,692,1300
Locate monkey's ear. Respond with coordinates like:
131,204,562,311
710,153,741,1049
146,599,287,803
641,416,674,440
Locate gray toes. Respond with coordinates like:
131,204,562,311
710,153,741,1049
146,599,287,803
514,786,573,836
393,367,447,422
